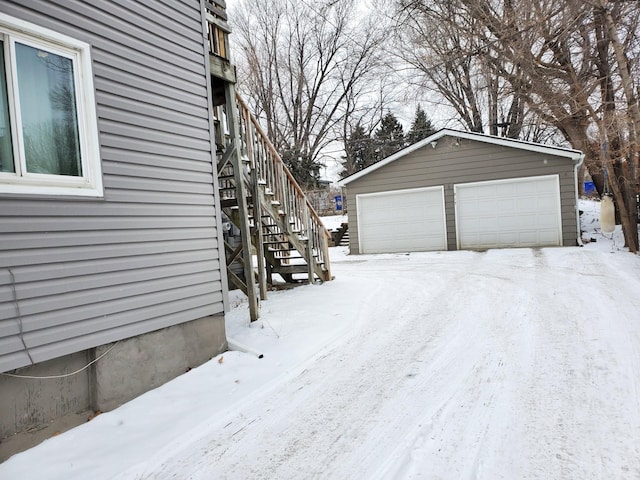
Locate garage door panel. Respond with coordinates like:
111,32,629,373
537,231,559,244
537,197,558,210
516,232,539,244
357,187,446,254
455,176,562,249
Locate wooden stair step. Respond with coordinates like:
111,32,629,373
221,199,240,208
273,254,320,260
339,231,350,246
272,262,325,275
271,265,312,275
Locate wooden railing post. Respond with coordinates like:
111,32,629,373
243,102,268,301
280,163,289,220
305,210,314,283
225,83,259,321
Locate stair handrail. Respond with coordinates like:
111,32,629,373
235,94,332,279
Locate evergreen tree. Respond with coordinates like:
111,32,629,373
374,111,405,161
280,147,321,188
340,123,376,178
407,105,436,144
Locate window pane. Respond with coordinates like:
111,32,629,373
15,42,82,176
0,40,14,173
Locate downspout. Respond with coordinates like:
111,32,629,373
227,337,264,359
574,153,585,246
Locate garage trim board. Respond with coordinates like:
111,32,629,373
454,175,563,250
356,186,447,254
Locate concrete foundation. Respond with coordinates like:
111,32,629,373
0,314,226,462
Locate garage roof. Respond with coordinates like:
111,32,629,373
339,128,583,186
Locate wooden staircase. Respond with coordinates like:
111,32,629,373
216,91,332,321
205,0,331,322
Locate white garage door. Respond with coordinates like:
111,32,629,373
455,175,562,249
357,187,447,254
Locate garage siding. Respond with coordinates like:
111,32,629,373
346,136,577,253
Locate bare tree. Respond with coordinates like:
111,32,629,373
394,0,530,137
594,1,640,251
340,71,402,174
396,0,639,251
231,0,386,187
473,0,638,251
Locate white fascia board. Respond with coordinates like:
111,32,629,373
339,128,584,187
448,129,583,160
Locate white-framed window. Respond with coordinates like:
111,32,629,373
0,13,102,197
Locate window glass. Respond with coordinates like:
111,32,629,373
15,42,81,176
0,40,14,173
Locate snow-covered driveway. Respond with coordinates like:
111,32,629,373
138,248,640,479
3,245,640,479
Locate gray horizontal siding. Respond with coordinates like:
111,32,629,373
1,239,219,266
1,229,216,250
0,217,216,234
0,201,215,217
99,134,213,161
87,0,205,51
0,0,225,372
17,301,222,366
95,87,210,128
94,66,208,110
1,274,222,328
7,250,218,283
1,260,220,303
40,0,205,75
98,107,211,140
100,148,213,172
100,121,212,151
102,163,215,184
22,279,221,330
103,177,213,195
347,136,579,253
97,189,215,205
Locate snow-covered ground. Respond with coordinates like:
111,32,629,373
318,213,347,232
2,199,640,479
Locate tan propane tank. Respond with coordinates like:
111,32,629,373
600,195,615,234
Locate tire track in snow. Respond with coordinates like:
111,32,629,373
132,249,640,479
498,248,640,479
159,252,542,479
145,256,486,479
375,252,541,479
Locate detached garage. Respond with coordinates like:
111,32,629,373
339,129,584,254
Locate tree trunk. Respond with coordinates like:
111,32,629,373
601,5,639,252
